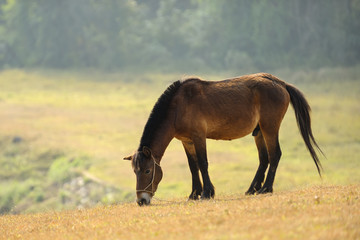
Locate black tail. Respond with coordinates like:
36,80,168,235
285,83,323,177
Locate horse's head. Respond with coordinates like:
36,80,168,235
124,146,163,206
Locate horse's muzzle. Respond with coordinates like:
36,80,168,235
137,192,151,206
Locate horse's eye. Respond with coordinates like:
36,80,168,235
145,169,151,174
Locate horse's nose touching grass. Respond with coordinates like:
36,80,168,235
137,192,152,206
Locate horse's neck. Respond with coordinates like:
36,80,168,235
150,119,175,161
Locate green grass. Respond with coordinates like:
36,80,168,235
0,67,359,214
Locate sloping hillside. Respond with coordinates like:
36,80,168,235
0,185,359,240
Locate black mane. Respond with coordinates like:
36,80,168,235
138,80,182,151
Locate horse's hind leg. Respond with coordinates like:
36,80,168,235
182,141,203,200
245,130,269,195
257,131,282,194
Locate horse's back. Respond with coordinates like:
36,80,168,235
179,73,289,109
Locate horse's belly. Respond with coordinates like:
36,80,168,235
206,123,256,140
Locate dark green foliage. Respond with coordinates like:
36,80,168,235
0,0,359,71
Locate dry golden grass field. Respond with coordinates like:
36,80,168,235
0,68,359,239
0,185,359,240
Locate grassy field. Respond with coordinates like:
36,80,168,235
0,67,359,218
0,185,359,239
0,67,359,239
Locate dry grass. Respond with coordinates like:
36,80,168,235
0,185,359,240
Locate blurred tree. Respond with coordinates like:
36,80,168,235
3,0,138,69
0,0,8,66
0,0,359,71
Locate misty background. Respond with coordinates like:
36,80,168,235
0,1,360,215
1,0,359,72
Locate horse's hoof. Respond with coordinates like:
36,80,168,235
188,196,199,200
200,195,211,200
201,189,215,199
256,187,273,194
245,190,255,195
188,191,200,200
245,187,257,195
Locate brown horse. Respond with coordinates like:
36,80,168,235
124,73,323,206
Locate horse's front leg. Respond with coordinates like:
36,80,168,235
192,136,215,199
182,141,202,200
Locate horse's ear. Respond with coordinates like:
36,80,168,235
123,155,133,161
142,146,152,158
